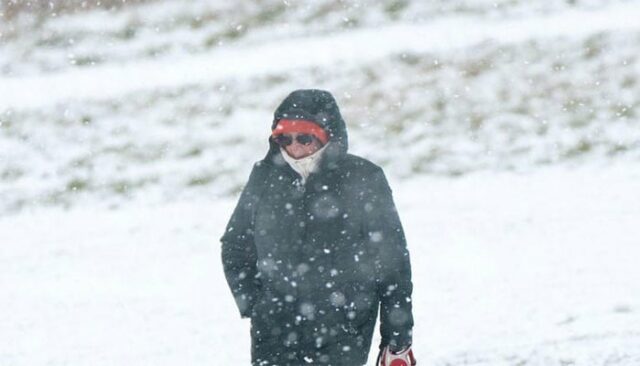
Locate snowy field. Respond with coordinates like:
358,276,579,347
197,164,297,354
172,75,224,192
1,0,640,365
1,165,639,365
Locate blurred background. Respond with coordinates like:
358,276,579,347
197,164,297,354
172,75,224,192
1,1,639,365
1,0,638,212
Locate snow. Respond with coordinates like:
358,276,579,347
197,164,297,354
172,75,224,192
1,164,639,365
4,31,639,212
404,165,640,364
2,0,640,364
2,2,640,110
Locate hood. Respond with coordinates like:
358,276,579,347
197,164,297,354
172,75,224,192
264,89,349,170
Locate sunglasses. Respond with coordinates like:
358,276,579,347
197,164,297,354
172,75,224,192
273,134,317,147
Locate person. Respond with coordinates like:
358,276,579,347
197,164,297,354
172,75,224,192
221,89,416,366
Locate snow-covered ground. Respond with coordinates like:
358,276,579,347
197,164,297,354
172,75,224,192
1,164,639,365
2,1,640,110
1,0,640,364
3,25,640,213
1,0,632,78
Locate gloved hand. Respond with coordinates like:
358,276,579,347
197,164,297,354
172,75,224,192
376,345,417,366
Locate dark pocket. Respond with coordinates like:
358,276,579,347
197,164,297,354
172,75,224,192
250,293,300,363
250,290,292,337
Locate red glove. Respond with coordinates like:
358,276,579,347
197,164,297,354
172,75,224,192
377,345,417,366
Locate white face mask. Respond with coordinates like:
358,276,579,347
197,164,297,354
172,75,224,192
280,142,330,184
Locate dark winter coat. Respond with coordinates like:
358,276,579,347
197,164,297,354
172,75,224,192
221,89,414,366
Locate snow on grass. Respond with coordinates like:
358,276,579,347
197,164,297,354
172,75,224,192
1,0,632,77
1,29,638,213
1,164,639,365
3,1,640,110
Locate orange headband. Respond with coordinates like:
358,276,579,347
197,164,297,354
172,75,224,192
272,119,329,145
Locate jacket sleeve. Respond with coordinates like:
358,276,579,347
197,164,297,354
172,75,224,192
363,167,414,351
220,162,264,319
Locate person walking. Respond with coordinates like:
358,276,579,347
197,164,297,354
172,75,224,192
221,89,416,366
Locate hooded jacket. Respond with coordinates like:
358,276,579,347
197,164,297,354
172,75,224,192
221,89,414,366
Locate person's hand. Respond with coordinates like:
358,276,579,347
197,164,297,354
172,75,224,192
376,345,417,366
